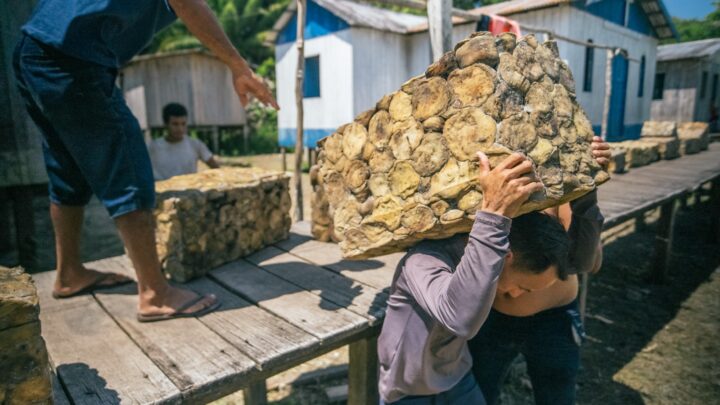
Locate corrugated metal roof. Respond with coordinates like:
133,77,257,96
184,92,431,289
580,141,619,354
127,49,216,66
470,0,571,16
657,38,720,62
270,0,425,39
471,0,677,39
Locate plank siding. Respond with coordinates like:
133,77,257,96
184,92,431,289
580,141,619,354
122,52,247,130
508,6,657,135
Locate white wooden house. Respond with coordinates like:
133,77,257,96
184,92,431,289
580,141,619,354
272,0,676,145
472,0,675,140
270,0,477,147
651,38,720,128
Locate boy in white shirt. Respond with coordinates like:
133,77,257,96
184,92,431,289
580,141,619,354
148,103,220,181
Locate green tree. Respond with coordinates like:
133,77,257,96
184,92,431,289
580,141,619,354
145,0,289,72
662,1,720,44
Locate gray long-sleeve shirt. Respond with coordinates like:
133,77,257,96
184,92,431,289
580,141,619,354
377,191,603,403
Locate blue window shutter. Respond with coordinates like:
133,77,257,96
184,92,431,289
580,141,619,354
304,56,320,98
638,55,645,97
583,39,594,92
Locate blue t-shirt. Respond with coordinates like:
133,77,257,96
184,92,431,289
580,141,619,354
22,0,177,68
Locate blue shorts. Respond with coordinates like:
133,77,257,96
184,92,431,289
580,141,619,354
13,35,155,218
381,373,486,405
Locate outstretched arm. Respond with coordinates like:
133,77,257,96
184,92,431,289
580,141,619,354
168,0,279,109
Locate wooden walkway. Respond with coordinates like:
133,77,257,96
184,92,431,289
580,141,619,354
38,144,720,405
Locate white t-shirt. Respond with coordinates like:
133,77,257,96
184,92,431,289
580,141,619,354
148,136,213,181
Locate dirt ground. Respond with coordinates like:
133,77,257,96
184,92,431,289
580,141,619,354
3,154,718,404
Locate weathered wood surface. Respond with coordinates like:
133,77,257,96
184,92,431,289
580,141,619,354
209,260,368,341
598,143,720,227
36,143,720,405
94,283,257,401
246,246,388,323
34,271,181,405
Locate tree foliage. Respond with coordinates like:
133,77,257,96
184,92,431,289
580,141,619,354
661,2,720,44
146,0,290,71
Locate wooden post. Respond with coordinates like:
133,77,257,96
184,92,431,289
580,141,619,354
294,0,306,222
243,380,268,405
211,126,220,154
650,199,677,284
578,273,589,321
242,124,250,155
281,147,287,172
601,48,614,141
711,178,720,243
348,336,379,405
0,188,11,254
427,0,452,61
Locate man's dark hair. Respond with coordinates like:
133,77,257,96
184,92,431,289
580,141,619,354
162,102,188,124
509,211,570,280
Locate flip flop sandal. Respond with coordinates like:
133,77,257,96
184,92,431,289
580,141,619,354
52,272,134,299
136,294,220,323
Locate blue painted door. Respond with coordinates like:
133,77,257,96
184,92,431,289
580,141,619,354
608,54,629,140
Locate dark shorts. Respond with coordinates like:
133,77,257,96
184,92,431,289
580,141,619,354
13,35,155,218
468,300,585,405
381,373,486,405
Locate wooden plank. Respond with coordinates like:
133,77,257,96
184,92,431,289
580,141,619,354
247,246,388,323
209,260,368,341
650,200,677,284
93,283,257,402
191,277,319,371
32,271,181,405
347,336,379,405
276,238,401,291
277,223,403,290
711,179,720,243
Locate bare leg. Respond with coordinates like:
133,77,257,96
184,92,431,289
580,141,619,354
51,203,215,316
51,203,126,295
113,209,216,316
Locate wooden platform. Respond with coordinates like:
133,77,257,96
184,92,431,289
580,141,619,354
37,144,720,405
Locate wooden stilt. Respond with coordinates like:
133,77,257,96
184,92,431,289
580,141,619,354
348,336,379,405
243,380,268,405
579,273,590,321
243,124,250,155
650,199,677,283
211,126,220,154
711,179,720,243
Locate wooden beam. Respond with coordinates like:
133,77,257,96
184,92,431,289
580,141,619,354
427,0,452,60
711,178,720,243
601,49,614,140
294,0,306,221
348,336,379,405
578,273,589,321
243,380,268,405
281,147,287,172
650,199,678,283
212,126,220,154
243,124,250,154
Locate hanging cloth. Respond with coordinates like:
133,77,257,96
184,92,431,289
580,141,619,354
476,14,522,36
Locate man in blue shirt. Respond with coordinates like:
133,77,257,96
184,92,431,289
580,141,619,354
14,0,278,321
